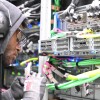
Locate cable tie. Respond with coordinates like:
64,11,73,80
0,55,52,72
55,83,60,90
76,61,80,68
70,3,75,8
64,73,69,78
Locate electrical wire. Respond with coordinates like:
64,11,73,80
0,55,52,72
20,57,38,66
66,68,100,80
31,3,40,8
23,27,39,35
49,58,100,68
54,0,60,6
46,71,100,90
62,59,100,68
46,58,100,90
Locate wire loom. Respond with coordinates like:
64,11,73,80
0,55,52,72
42,57,100,90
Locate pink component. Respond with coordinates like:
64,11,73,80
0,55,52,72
53,28,63,33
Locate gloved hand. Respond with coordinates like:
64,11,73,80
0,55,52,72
10,76,25,99
23,72,47,100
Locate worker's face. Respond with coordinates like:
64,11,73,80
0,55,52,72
3,29,23,65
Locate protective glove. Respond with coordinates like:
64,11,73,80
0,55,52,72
23,72,47,100
2,76,25,100
10,76,25,99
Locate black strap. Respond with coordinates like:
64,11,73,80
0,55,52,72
55,83,60,90
76,61,80,68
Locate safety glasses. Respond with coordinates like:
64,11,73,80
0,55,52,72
17,28,27,46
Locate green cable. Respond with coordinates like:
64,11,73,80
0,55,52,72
50,30,66,38
54,0,60,7
46,74,100,90
50,30,56,37
50,31,66,38
46,58,100,90
47,80,74,90
49,57,61,65
50,58,100,68
51,32,66,39
66,69,100,81
61,74,100,89
62,59,100,68
62,61,76,68
20,57,38,66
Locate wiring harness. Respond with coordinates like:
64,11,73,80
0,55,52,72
42,57,100,91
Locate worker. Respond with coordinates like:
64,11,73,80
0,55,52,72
0,0,46,100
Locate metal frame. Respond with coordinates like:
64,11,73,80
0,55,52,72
39,2,100,100
39,3,100,57
39,0,51,100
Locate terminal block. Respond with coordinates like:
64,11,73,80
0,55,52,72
60,4,100,31
39,36,100,57
66,12,87,31
39,37,69,56
71,38,91,51
69,37,100,56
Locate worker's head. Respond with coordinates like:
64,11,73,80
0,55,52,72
0,0,26,66
3,26,26,66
